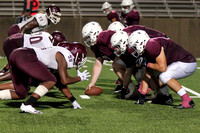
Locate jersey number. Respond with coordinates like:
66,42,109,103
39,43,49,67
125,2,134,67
29,36,43,44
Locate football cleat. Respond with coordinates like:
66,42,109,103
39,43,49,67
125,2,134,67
151,94,174,105
173,100,195,109
113,84,123,94
20,103,42,114
135,96,145,104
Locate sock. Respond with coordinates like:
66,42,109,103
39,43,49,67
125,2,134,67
69,95,76,103
181,93,192,107
159,86,170,96
177,88,186,96
24,96,38,105
138,84,148,94
181,93,192,102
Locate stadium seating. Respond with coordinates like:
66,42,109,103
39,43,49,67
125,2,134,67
0,0,200,18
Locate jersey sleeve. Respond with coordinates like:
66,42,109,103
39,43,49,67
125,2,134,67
34,13,48,27
145,39,161,59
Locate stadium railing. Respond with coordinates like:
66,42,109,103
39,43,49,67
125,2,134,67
0,0,199,18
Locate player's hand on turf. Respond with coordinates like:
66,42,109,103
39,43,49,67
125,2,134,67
86,83,94,90
77,70,91,81
136,56,149,67
72,101,82,109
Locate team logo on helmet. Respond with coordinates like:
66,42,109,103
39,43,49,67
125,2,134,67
46,5,61,24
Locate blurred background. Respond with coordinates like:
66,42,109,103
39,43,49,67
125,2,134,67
0,0,200,57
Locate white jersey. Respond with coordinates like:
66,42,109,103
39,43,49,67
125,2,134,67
32,46,74,70
23,31,53,48
18,13,49,33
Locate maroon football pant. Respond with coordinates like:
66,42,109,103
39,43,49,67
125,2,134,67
9,48,57,99
3,33,24,61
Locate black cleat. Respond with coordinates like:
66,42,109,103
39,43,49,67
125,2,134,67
135,94,145,104
113,84,123,94
152,94,174,105
173,100,195,109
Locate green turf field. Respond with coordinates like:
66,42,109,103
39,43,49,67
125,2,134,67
0,57,200,133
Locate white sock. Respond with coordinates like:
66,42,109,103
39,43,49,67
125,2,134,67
177,88,186,97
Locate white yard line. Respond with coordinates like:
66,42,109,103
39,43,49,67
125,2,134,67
182,85,200,98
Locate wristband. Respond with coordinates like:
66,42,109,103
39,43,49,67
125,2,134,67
147,63,151,68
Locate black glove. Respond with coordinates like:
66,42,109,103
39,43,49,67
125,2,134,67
135,94,145,104
136,56,149,67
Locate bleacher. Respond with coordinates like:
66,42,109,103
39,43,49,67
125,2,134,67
0,0,200,18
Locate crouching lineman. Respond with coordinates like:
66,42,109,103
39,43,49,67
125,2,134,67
110,28,173,104
0,31,55,82
128,30,197,109
0,43,90,114
82,21,137,99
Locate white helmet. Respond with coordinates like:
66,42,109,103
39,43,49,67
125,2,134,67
121,0,135,14
102,2,112,14
107,21,125,32
111,31,129,56
82,21,103,47
128,30,150,57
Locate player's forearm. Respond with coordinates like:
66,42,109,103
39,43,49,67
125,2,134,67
63,77,81,85
147,63,167,72
90,59,103,85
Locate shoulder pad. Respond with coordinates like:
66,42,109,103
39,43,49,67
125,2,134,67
34,13,48,27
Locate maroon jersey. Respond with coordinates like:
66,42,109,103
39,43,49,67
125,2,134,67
3,33,24,61
121,9,140,26
107,10,120,23
7,24,20,36
145,37,196,65
123,25,166,37
90,30,116,61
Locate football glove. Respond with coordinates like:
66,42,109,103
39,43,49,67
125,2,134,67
77,70,91,81
136,56,149,67
72,100,82,109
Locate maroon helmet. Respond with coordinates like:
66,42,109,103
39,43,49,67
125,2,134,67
46,5,61,24
58,41,71,49
51,31,67,46
68,42,87,69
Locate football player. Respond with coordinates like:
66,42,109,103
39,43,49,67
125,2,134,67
51,31,67,46
120,0,140,26
128,30,197,109
82,21,137,99
0,31,54,81
110,27,173,104
7,5,61,36
102,2,120,23
107,21,125,32
0,43,90,114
